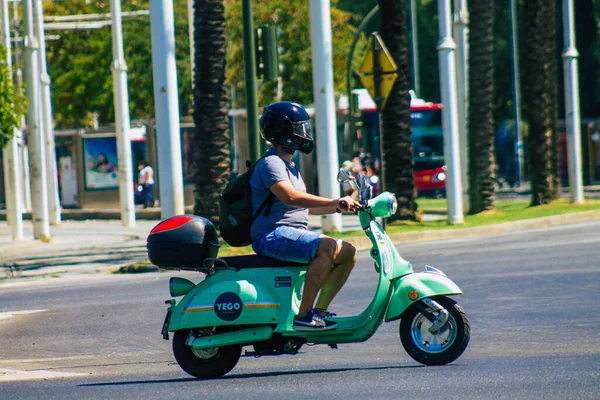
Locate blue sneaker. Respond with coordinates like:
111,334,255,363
293,309,337,331
315,309,337,319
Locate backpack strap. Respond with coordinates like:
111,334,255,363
250,153,293,221
262,192,276,216
251,192,275,223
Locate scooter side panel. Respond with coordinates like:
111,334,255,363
384,272,462,322
169,270,286,330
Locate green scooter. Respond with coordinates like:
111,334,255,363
147,168,470,379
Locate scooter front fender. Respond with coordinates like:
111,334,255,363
384,271,462,322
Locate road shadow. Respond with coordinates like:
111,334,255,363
79,364,427,387
1,247,148,277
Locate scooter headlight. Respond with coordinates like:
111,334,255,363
367,192,398,218
389,194,398,215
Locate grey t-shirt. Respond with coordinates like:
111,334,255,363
250,148,309,240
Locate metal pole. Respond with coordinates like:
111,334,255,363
23,0,50,239
149,0,184,218
453,0,469,211
187,0,194,85
13,0,31,213
1,0,23,240
346,5,379,156
410,0,420,96
561,0,583,203
242,0,260,162
371,34,386,193
309,0,342,232
1,0,11,228
437,0,464,224
588,124,594,183
510,0,524,187
110,0,136,226
35,0,60,225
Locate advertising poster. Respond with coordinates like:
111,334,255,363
83,137,118,190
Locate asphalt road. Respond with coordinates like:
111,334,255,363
0,221,599,399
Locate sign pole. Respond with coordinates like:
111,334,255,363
371,34,386,194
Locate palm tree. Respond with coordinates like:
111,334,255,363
523,0,557,205
192,0,231,224
467,0,496,213
543,0,560,199
377,0,419,221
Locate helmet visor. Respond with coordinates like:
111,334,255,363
287,120,314,154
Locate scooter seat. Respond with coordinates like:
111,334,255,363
220,254,309,269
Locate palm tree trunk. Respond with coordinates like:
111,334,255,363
523,0,554,205
192,0,231,225
467,0,496,214
378,0,419,221
544,0,561,199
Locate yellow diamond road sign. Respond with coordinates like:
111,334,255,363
358,33,398,110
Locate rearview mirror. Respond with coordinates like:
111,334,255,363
337,168,352,183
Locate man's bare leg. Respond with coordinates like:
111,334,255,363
315,241,357,311
297,238,338,316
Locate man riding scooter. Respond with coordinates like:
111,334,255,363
250,101,362,331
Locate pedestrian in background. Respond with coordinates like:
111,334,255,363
138,160,158,208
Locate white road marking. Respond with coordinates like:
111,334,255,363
0,309,48,320
0,368,85,382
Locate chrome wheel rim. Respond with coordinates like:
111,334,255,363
191,346,219,359
410,312,457,353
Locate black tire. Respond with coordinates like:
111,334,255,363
399,296,470,365
172,329,241,379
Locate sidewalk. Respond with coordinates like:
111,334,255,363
2,202,600,283
0,213,379,275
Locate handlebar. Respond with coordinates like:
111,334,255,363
338,200,363,214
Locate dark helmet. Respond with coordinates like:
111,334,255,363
259,101,314,154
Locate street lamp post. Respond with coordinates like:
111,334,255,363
242,0,260,163
437,0,464,224
34,0,61,225
0,0,23,240
110,0,136,227
309,0,342,232
23,0,50,239
149,0,185,218
562,0,583,204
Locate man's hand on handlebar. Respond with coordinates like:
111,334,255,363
336,196,363,213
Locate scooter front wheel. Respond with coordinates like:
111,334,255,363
399,296,470,365
173,329,241,379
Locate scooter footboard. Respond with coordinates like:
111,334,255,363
385,272,462,322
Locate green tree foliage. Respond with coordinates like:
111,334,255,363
43,0,192,129
0,44,27,148
33,1,600,131
224,0,364,108
342,0,600,122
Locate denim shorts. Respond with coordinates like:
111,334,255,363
252,225,323,264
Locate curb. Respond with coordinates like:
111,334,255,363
342,209,600,251
0,209,163,221
2,209,600,279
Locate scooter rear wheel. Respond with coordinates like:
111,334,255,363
173,329,242,379
399,296,470,365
